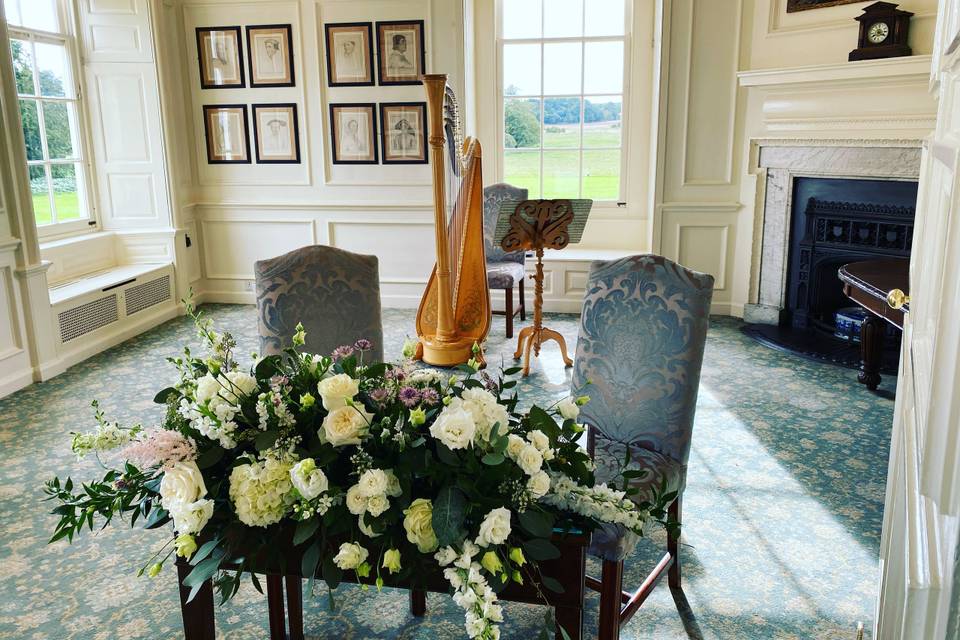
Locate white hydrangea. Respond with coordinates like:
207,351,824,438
407,368,444,387
229,456,296,527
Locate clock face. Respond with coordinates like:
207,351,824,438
868,21,890,44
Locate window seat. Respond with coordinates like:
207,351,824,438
48,263,171,306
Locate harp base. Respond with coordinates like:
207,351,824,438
418,334,481,368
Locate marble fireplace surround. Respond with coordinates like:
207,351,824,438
744,140,922,325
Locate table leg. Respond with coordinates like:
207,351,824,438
286,575,305,640
555,604,583,640
177,558,216,640
410,589,426,617
266,574,287,640
858,315,884,391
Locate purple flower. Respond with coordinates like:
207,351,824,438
331,345,355,360
354,338,373,352
368,387,391,407
398,386,421,408
385,368,406,383
480,371,498,391
420,388,440,405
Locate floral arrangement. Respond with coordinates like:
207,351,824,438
45,305,673,639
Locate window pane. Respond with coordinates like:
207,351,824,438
583,96,622,147
543,42,581,95
29,165,52,225
35,42,69,97
582,149,620,200
504,98,541,149
503,0,541,39
504,150,540,198
543,150,579,198
16,0,58,32
503,43,540,96
10,39,34,95
3,0,22,26
585,0,625,36
544,0,582,37
19,100,43,160
42,101,75,159
51,163,82,221
584,41,623,94
543,97,580,148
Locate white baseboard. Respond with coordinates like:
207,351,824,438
711,301,745,318
0,368,33,398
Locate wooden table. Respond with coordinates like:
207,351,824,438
176,530,591,640
838,258,909,390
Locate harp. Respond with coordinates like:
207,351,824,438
415,74,490,366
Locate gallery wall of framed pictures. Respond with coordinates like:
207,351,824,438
322,19,428,168
195,23,301,166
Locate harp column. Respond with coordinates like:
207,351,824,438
419,73,475,365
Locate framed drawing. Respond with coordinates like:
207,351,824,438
375,20,425,85
252,104,300,164
324,22,374,87
786,0,862,12
202,104,251,164
196,26,245,89
329,103,378,165
246,24,295,87
379,102,427,164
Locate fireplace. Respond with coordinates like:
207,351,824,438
784,177,917,334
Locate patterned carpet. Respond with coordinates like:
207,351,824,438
0,305,895,639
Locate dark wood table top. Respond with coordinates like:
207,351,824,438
838,258,910,329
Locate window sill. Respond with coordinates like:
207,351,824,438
39,229,113,252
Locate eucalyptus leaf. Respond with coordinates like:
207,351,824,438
301,541,322,579
481,453,505,466
153,387,180,404
432,485,467,548
293,518,320,546
255,430,281,452
522,538,561,561
183,555,221,588
518,509,554,538
196,446,224,470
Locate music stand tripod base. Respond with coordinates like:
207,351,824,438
513,311,573,377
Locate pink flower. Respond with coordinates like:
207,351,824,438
122,429,197,471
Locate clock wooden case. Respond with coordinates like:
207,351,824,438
849,1,913,61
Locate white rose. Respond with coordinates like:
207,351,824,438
505,434,526,459
385,469,403,497
346,483,368,515
317,373,360,411
366,494,390,517
160,461,207,505
358,515,381,538
429,406,476,450
168,498,213,535
333,542,368,570
515,443,544,476
289,458,328,501
403,498,439,553
526,470,551,498
357,469,389,498
558,397,580,420
222,371,258,404
434,546,458,566
194,374,220,404
321,405,372,446
527,430,551,452
475,507,512,548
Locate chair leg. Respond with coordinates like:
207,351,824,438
598,560,623,640
668,498,682,588
505,286,514,339
410,589,426,617
519,277,526,321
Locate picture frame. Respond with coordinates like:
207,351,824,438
375,20,425,86
196,26,245,89
202,104,251,164
329,103,378,165
246,24,295,88
786,0,862,12
324,22,374,87
379,102,427,165
252,103,300,164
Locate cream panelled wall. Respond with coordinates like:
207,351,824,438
163,0,466,309
651,0,938,318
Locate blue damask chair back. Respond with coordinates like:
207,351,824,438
255,245,384,361
572,255,714,468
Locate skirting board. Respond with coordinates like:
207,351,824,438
0,368,33,399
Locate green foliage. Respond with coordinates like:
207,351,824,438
432,486,467,547
504,99,540,148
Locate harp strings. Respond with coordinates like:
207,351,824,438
444,85,467,311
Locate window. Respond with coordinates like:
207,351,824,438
5,0,93,235
500,0,627,201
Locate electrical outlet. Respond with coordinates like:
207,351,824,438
245,281,255,292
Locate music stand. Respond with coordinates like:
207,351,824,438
494,199,593,376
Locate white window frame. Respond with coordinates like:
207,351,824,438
7,0,97,239
496,0,631,206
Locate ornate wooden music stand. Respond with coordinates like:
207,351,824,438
497,199,592,376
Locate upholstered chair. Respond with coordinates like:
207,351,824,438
570,254,714,640
254,245,384,362
483,183,528,338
